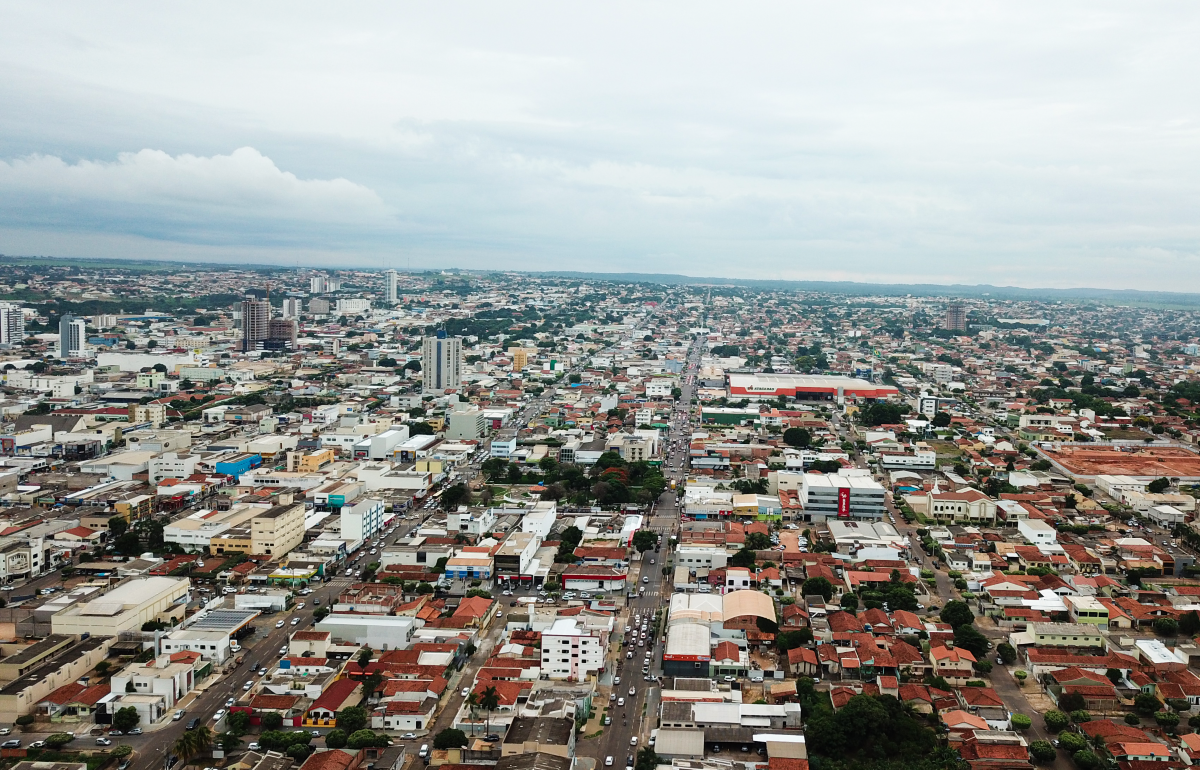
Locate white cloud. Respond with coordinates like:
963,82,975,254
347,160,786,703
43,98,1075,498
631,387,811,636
0,147,388,224
0,3,1199,288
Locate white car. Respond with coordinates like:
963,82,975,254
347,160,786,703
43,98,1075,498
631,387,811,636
462,688,470,697
630,737,638,746
629,687,636,696
291,618,301,625
276,620,285,628
605,758,613,767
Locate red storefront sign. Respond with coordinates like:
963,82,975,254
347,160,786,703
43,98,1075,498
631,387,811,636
837,487,851,518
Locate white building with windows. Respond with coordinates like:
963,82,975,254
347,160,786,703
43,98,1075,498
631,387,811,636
540,617,609,680
341,498,385,541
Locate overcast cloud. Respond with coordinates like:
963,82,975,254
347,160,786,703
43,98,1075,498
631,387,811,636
0,2,1198,289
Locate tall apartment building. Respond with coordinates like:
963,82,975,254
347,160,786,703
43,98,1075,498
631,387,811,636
58,314,86,358
944,302,966,331
240,299,270,352
282,298,302,319
309,298,331,316
509,346,536,371
0,303,25,345
310,274,341,293
422,331,462,392
266,318,298,350
384,269,399,304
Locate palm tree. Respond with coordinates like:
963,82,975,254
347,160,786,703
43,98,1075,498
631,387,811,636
173,725,213,765
465,691,480,733
480,686,500,737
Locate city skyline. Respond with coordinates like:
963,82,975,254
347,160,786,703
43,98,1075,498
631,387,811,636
0,4,1199,290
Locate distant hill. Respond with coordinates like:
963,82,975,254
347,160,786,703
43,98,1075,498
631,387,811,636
529,271,1200,306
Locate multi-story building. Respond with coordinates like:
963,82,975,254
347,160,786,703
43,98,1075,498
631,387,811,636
240,298,270,352
423,331,462,392
309,298,331,315
445,405,486,440
310,274,341,293
282,297,302,318
340,498,384,541
251,503,306,556
0,303,25,345
384,269,399,304
58,315,85,358
944,302,966,331
494,532,540,583
799,473,887,522
336,298,371,315
540,617,607,680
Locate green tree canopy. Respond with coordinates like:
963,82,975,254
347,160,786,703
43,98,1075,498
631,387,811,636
801,576,834,601
632,530,660,553
113,706,140,732
939,600,975,629
433,728,469,750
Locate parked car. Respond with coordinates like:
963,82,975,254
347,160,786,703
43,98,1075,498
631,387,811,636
1,740,20,749
96,738,112,746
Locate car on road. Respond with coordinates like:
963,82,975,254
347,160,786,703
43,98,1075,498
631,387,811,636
400,732,416,739
28,741,45,749
462,687,470,697
291,618,300,625
629,687,636,696
311,730,321,737
110,730,123,736
617,697,625,706
173,710,185,721
630,737,638,746
606,758,614,766
127,728,142,736
0,740,19,749
213,709,226,721
276,620,285,628
247,743,260,751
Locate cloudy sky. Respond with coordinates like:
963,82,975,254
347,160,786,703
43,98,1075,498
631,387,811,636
0,3,1198,290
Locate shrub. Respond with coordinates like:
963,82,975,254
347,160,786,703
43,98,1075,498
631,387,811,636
1073,750,1100,770
1011,713,1031,730
1069,710,1091,724
1125,713,1142,726
1154,711,1181,729
44,734,74,750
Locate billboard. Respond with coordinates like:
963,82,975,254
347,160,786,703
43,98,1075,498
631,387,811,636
837,487,851,519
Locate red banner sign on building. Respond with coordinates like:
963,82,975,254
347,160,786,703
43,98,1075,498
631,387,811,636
837,487,851,519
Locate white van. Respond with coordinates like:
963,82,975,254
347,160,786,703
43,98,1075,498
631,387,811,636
418,745,430,758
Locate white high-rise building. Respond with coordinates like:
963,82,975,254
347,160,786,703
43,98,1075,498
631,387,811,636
282,298,302,319
309,274,342,293
422,331,462,392
58,315,86,358
384,270,399,304
0,304,25,345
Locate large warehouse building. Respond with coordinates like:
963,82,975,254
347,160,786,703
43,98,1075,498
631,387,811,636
727,373,898,401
